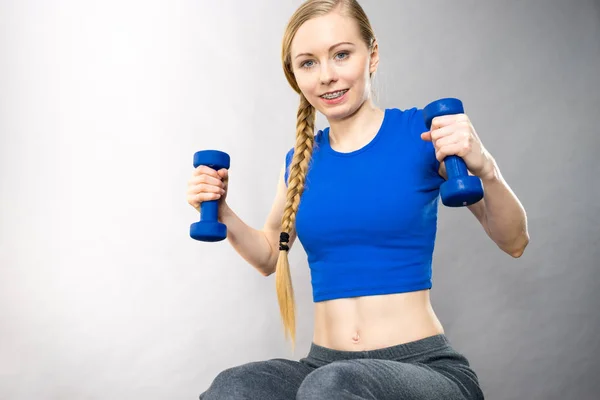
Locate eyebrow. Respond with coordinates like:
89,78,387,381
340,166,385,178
294,42,355,60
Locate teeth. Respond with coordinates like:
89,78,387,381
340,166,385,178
321,89,347,99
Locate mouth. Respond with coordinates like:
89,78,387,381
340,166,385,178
319,89,349,100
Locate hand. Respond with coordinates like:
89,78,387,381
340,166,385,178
420,113,495,180
187,165,229,213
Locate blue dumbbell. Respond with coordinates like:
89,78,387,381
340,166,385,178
423,98,484,207
190,150,231,241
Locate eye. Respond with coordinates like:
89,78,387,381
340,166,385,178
335,51,350,60
300,60,315,69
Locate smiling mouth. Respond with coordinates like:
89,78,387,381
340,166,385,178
320,89,349,99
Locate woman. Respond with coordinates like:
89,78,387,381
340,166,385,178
187,0,529,398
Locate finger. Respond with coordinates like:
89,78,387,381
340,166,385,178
189,192,224,206
434,130,468,149
430,124,456,143
193,165,221,179
217,168,229,180
191,183,226,195
435,142,471,161
189,174,225,188
420,131,432,141
430,114,468,130
189,192,222,204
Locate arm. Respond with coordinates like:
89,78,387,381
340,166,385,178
424,112,529,258
439,157,530,258
219,163,297,276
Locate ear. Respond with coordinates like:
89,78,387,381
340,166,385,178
369,39,379,75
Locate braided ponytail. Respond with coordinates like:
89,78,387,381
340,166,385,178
275,94,316,351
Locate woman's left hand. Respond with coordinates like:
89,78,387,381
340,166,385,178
421,113,495,180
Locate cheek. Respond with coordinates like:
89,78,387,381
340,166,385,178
295,73,318,96
344,59,369,85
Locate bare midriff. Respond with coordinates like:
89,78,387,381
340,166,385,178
312,289,445,351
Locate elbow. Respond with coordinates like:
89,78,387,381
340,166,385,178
508,246,526,258
257,263,275,277
504,233,530,258
250,255,276,277
259,257,278,277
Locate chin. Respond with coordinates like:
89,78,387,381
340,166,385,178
318,101,360,121
322,109,350,121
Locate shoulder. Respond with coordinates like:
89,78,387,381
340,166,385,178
283,129,324,185
379,107,429,145
284,129,324,161
285,146,294,163
385,106,427,130
387,106,442,174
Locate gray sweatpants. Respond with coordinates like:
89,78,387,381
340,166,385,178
199,334,484,399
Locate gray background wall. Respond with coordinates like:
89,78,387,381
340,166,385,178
1,0,598,399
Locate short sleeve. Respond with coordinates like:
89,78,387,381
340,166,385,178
284,147,294,188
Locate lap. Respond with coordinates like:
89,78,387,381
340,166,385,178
200,352,483,400
296,359,482,400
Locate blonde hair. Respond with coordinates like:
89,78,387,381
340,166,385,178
277,0,377,350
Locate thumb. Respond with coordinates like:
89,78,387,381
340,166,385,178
420,131,432,141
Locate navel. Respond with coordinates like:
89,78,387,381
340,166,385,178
351,331,360,344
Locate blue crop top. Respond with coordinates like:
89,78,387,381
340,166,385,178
284,107,446,302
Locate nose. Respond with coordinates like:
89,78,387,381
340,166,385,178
319,61,338,85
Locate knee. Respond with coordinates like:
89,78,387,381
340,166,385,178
296,361,363,399
199,363,257,400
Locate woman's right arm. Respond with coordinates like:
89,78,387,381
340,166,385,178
215,164,297,276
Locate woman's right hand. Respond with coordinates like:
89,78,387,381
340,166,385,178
187,165,228,213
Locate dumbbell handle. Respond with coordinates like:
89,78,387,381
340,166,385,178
442,155,468,182
423,98,468,181
200,167,219,222
200,198,219,222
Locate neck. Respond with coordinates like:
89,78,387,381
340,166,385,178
327,99,384,152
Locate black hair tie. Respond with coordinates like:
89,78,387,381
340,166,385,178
279,232,290,251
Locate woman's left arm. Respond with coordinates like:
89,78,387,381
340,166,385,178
421,114,530,258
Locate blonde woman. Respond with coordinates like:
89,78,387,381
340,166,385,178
188,1,529,398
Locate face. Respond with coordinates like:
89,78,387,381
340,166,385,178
290,12,378,121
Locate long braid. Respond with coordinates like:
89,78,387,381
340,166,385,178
275,93,316,351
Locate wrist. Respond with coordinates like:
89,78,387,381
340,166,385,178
479,153,499,182
218,202,232,222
